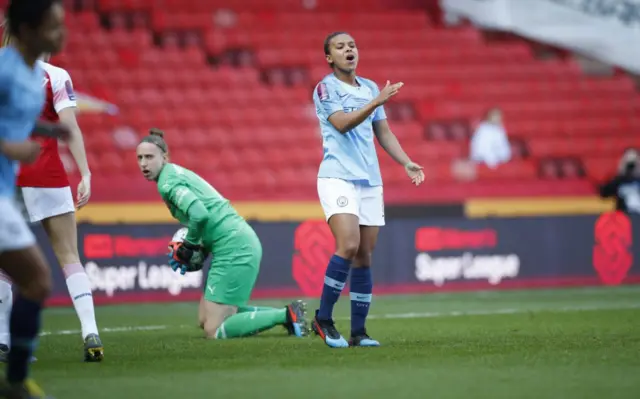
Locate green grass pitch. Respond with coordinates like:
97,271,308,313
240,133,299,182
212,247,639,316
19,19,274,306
32,286,640,399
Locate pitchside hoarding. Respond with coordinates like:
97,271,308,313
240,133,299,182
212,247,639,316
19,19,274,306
37,212,640,306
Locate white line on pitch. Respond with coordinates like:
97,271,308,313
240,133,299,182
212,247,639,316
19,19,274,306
39,302,640,337
39,325,167,337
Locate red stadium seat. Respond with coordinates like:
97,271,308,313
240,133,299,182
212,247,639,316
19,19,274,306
51,5,640,202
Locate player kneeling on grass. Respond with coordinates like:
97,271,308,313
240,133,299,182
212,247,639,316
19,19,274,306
137,128,308,339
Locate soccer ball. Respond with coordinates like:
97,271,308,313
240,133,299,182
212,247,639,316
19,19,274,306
170,227,202,245
171,227,188,243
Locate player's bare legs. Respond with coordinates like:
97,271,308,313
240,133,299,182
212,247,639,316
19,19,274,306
312,213,359,348
41,212,103,362
202,301,237,338
349,226,380,347
0,246,51,398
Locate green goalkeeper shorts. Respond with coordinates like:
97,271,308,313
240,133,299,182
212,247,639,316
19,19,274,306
203,223,262,307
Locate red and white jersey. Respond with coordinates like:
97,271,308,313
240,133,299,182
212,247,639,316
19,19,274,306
17,61,77,188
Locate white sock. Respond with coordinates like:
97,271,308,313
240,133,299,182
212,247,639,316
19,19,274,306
0,271,13,347
64,263,99,339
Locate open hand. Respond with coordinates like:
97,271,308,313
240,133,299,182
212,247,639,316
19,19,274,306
76,174,91,209
375,80,404,106
405,161,425,186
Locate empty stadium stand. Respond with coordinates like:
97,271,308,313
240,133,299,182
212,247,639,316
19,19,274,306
2,0,638,203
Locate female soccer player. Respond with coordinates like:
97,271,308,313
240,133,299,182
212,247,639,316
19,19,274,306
0,0,69,397
136,128,308,339
1,15,102,363
311,32,425,348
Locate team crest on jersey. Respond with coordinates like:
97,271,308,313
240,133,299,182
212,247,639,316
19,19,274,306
337,196,348,207
65,80,76,101
317,83,330,102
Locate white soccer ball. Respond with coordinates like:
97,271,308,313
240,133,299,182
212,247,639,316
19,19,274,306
172,227,188,243
170,227,202,246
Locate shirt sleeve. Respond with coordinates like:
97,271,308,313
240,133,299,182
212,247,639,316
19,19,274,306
184,201,209,244
160,182,208,244
313,81,343,119
51,67,77,113
163,184,198,216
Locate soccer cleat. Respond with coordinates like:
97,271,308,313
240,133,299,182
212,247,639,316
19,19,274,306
0,378,53,399
0,345,36,363
83,334,104,362
284,300,309,337
311,310,349,348
349,331,380,347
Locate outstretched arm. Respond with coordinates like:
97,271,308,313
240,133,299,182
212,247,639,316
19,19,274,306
374,120,425,186
373,119,411,166
315,80,402,134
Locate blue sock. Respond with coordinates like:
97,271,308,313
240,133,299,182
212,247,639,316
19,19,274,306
350,267,372,336
317,255,351,320
7,295,42,383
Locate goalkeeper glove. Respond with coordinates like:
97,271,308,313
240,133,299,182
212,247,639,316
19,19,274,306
168,241,205,275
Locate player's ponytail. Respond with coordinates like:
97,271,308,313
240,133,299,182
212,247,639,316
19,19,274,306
149,127,165,139
140,127,169,155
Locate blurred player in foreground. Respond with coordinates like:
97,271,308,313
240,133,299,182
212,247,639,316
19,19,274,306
137,129,308,339
0,15,102,364
311,32,425,348
0,0,69,397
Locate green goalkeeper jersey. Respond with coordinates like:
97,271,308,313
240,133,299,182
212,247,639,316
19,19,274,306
156,163,246,250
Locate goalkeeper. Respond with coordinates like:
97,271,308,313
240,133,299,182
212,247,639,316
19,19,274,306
136,128,308,339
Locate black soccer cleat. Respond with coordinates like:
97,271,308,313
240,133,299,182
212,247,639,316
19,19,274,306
311,310,348,348
83,334,104,362
349,330,380,347
284,300,309,337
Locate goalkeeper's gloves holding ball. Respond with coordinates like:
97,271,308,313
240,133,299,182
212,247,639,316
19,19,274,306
168,241,205,275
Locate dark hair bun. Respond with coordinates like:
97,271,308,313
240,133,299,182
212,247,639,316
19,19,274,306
149,128,165,138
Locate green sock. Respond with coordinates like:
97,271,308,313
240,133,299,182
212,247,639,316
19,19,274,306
237,305,280,314
215,309,287,339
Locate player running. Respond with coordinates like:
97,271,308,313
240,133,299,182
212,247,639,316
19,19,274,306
311,32,425,348
0,12,103,363
0,0,69,397
137,129,308,339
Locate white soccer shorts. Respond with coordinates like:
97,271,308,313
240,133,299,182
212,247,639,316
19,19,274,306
0,197,36,253
317,178,385,226
17,187,75,223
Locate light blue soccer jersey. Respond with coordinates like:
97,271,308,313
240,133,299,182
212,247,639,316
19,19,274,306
0,46,46,198
313,73,387,187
